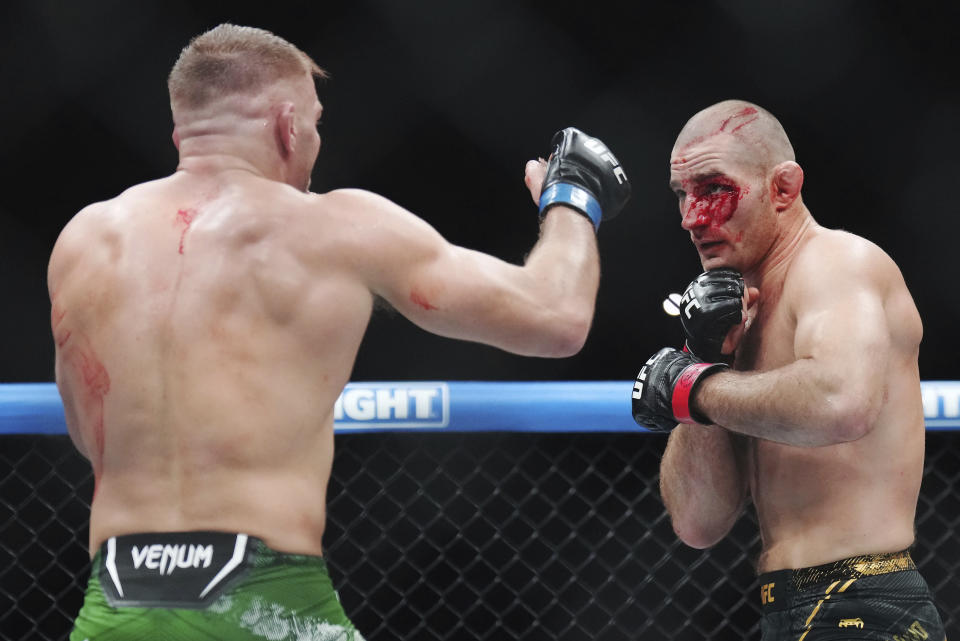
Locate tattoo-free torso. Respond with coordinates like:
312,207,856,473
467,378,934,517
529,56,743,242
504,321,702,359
734,228,924,571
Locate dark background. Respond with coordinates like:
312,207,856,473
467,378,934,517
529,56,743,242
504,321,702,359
2,1,958,384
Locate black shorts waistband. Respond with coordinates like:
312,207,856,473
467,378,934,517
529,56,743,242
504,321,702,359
97,531,261,609
757,550,915,610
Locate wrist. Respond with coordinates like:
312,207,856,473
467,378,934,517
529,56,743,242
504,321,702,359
539,182,602,230
672,362,727,425
539,204,600,234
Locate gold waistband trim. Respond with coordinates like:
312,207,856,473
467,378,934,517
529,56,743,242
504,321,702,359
792,550,914,591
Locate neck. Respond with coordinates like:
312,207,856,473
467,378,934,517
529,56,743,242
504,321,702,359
176,132,287,183
744,205,817,292
173,101,291,184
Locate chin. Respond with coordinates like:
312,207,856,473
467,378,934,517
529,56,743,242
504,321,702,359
699,254,728,270
703,257,744,276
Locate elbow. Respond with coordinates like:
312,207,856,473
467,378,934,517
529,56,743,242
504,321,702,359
671,515,731,550
665,488,743,550
823,391,877,444
539,310,592,357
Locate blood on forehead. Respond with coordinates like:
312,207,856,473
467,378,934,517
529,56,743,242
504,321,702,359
719,106,759,134
674,106,760,156
670,107,760,227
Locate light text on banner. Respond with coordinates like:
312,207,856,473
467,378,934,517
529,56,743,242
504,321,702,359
334,382,449,429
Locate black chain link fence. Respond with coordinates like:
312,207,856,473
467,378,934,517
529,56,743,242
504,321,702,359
2,432,957,640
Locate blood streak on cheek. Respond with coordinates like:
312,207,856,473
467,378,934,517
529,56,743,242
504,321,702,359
688,180,749,228
175,208,197,255
410,291,438,311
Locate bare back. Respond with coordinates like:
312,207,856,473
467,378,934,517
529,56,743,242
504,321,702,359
50,152,602,558
50,172,375,556
735,228,925,570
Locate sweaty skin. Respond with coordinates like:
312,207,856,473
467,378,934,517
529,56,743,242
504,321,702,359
659,101,924,572
48,72,599,558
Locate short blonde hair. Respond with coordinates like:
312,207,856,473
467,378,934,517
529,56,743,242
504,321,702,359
168,24,327,110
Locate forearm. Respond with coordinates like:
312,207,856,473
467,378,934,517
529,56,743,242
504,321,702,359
470,206,600,355
396,208,598,358
527,207,600,309
693,359,878,446
660,424,747,548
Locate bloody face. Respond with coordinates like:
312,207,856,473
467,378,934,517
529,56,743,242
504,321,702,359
683,174,744,229
670,139,769,272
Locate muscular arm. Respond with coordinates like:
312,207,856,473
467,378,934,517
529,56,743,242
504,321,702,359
693,239,891,446
48,209,94,458
395,205,598,356
54,358,89,459
329,177,600,357
660,425,749,548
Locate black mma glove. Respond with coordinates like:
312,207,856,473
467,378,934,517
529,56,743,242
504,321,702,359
631,347,728,433
679,268,745,363
538,127,631,230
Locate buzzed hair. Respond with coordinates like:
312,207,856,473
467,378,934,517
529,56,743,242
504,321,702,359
675,100,795,173
168,24,328,110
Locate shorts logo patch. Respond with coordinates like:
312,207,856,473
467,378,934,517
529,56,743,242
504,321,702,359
100,532,251,608
760,582,775,605
131,543,214,576
838,618,864,629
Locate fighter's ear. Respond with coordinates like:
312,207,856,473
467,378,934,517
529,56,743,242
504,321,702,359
770,161,803,211
276,102,296,157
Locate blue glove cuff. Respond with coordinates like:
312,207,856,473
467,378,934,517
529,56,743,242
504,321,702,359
538,183,602,230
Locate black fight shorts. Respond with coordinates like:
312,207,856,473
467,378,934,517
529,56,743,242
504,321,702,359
758,550,946,640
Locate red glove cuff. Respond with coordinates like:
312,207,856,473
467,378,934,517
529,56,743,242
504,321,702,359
671,362,722,424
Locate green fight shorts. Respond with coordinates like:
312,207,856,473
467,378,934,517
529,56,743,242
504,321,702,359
70,531,365,641
757,550,946,641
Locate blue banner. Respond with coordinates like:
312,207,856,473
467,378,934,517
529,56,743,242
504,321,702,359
1,381,959,435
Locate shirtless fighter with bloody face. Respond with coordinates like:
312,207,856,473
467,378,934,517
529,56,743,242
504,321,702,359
631,101,945,640
49,24,630,640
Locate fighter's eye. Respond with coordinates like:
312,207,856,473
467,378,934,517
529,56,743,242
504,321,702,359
704,183,733,195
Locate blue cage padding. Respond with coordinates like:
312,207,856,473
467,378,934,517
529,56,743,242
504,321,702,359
2,381,958,434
